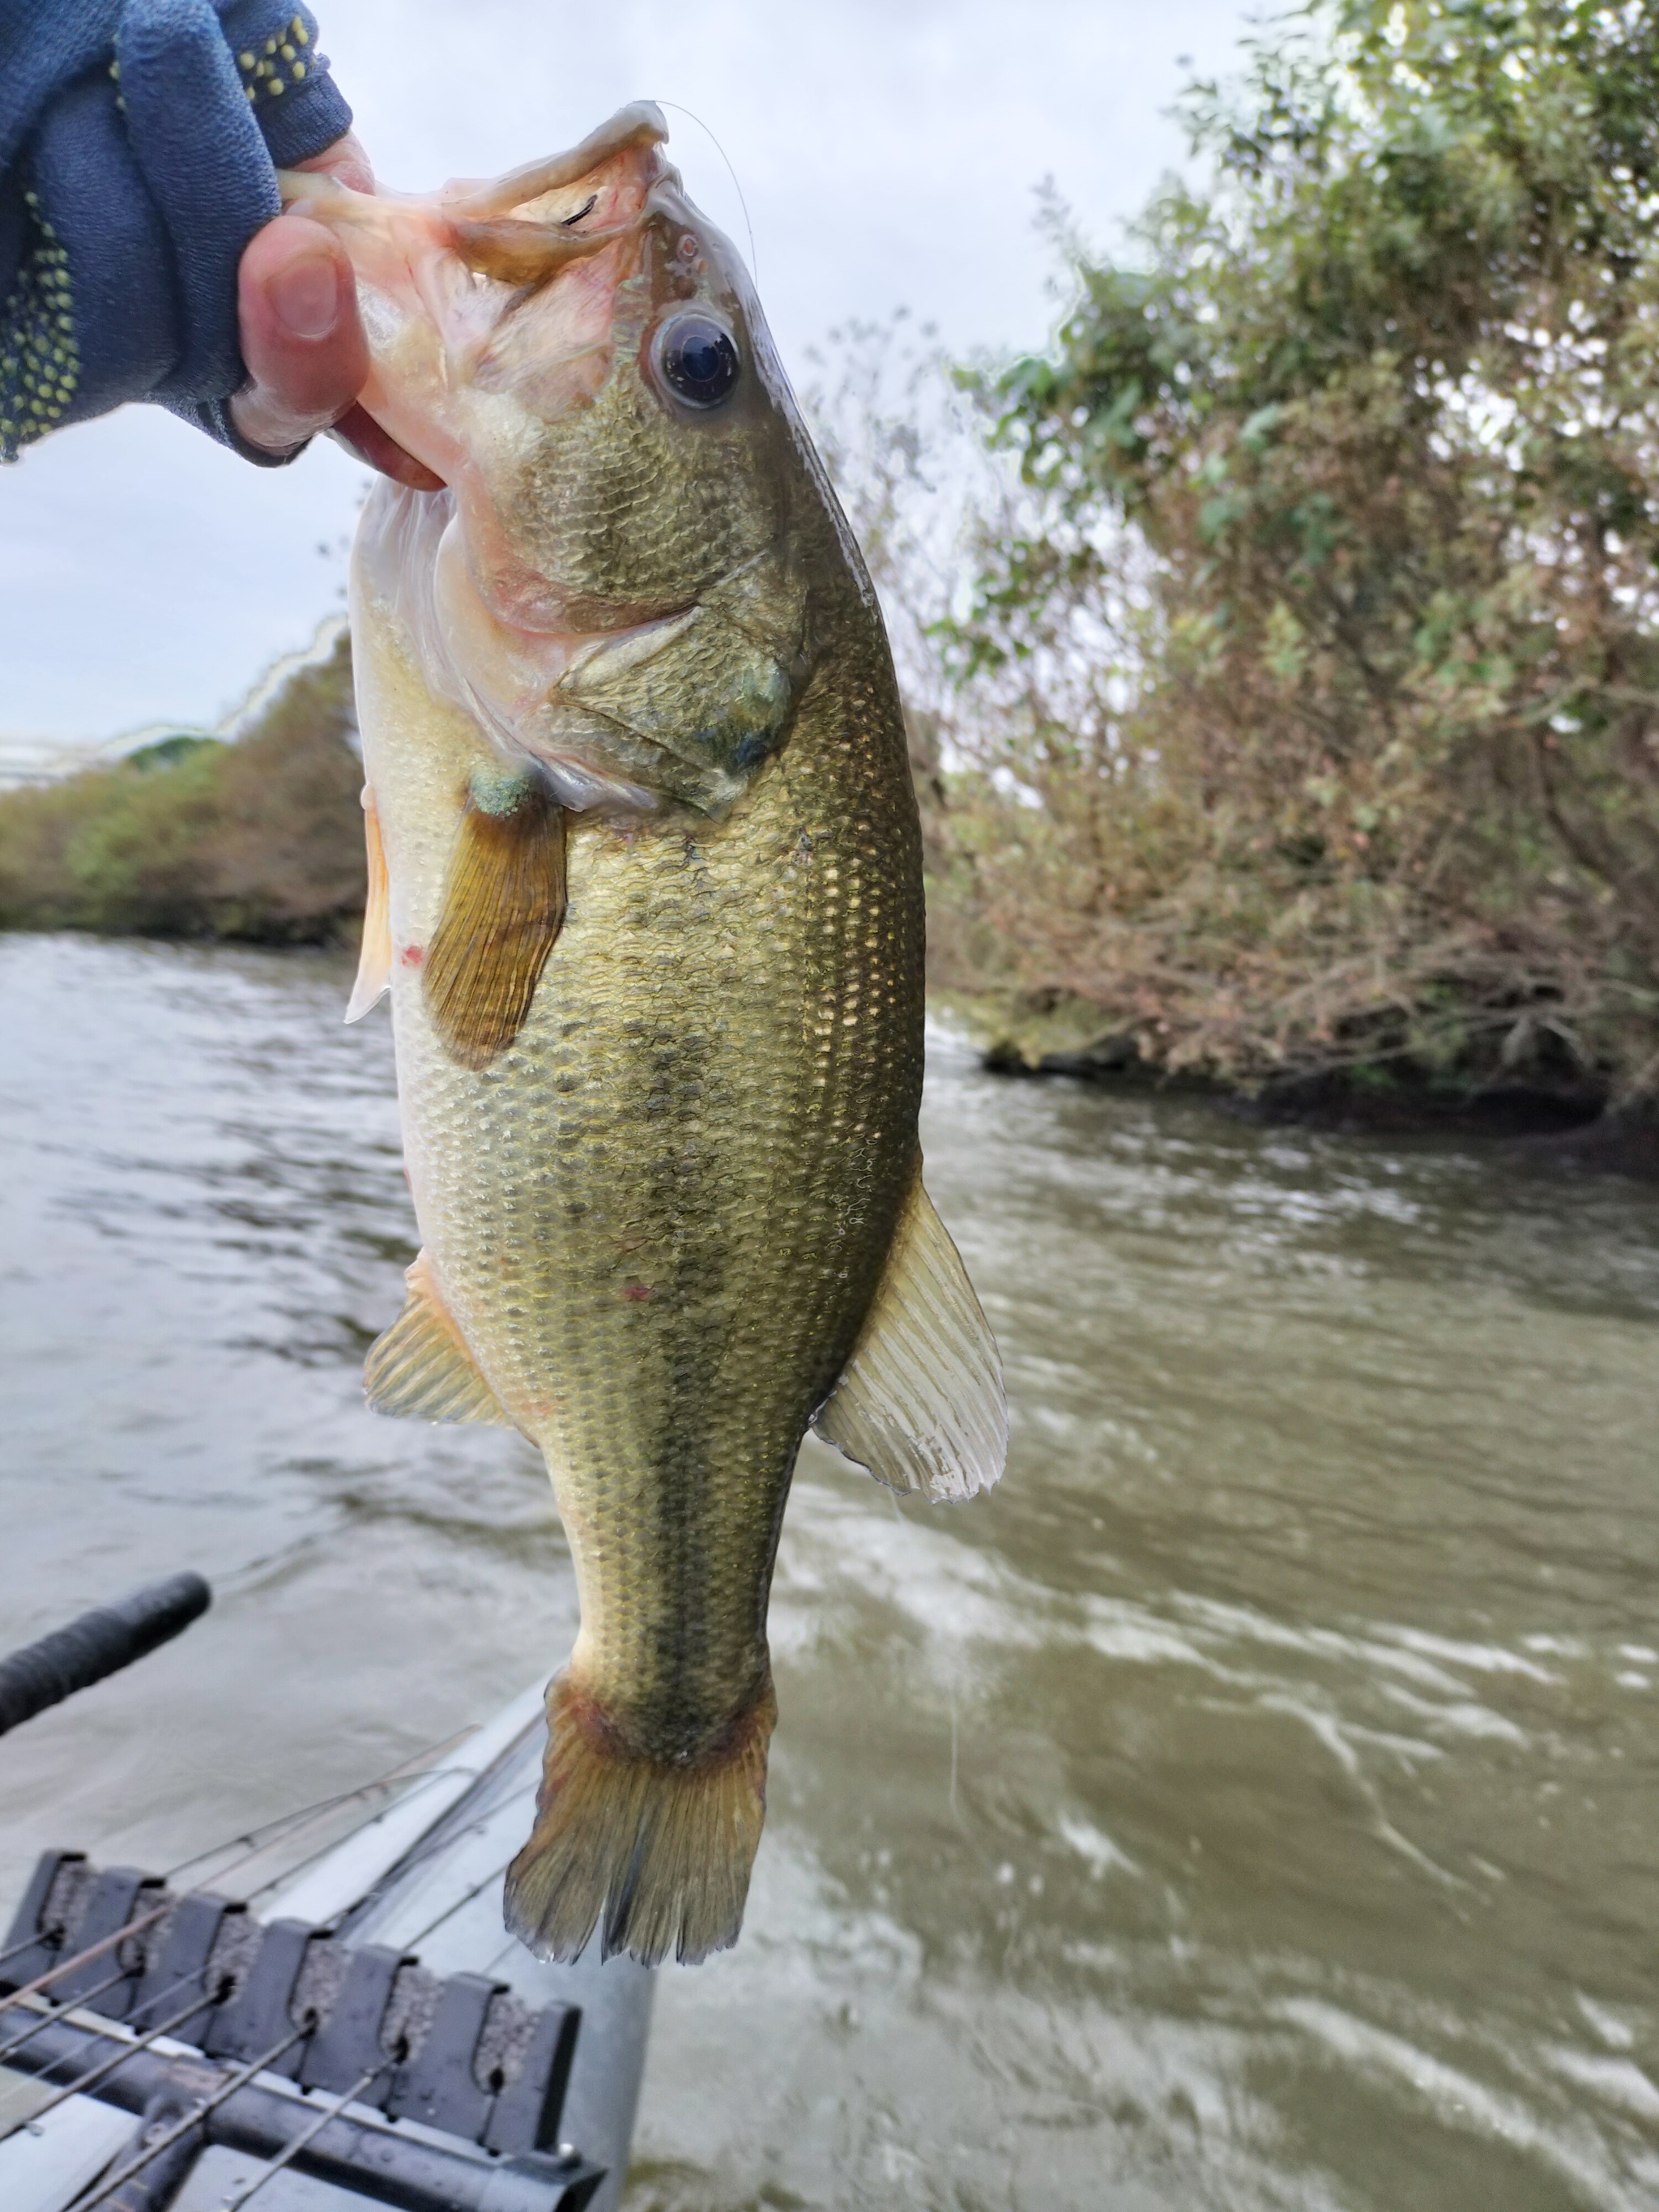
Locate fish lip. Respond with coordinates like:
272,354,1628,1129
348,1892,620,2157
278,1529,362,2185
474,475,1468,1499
440,103,670,221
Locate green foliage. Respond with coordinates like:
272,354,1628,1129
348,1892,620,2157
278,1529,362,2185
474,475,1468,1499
125,732,224,773
0,628,366,941
945,0,1659,1102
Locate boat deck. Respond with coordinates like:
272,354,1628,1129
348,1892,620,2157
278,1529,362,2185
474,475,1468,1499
0,1687,651,2212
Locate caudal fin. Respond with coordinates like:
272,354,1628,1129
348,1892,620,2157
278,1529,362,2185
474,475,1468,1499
504,1673,776,1968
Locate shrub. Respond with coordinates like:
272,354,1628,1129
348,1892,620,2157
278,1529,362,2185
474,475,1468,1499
936,0,1659,1109
0,627,365,942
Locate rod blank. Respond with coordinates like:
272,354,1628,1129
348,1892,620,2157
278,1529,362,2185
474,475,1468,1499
0,1575,211,1740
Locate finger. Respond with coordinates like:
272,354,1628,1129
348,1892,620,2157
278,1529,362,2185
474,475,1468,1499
232,212,366,456
291,128,373,194
284,133,444,480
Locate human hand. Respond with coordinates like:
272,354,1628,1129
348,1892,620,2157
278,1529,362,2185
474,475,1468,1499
231,133,441,487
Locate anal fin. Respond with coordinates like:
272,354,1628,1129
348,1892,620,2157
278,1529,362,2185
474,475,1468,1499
425,773,566,1070
812,1174,1008,1502
345,790,392,1024
365,1251,514,1426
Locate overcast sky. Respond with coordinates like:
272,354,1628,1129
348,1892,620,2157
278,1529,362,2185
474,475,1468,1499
0,0,1256,753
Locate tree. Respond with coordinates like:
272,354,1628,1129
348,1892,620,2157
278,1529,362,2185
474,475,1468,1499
949,0,1659,1110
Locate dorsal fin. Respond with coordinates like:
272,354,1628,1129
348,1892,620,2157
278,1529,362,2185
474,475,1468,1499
812,1174,1007,1503
344,789,392,1024
365,1251,515,1426
424,773,567,1070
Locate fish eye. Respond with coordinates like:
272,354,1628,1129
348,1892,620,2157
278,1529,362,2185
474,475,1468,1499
653,313,740,409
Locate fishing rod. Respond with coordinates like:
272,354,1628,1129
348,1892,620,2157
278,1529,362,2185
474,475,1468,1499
0,1729,482,2017
0,1963,132,2063
0,1903,170,2010
214,2060,386,2211
168,1724,478,1890
0,1969,237,2145
0,1575,211,1985
240,1762,484,1913
399,1852,519,1953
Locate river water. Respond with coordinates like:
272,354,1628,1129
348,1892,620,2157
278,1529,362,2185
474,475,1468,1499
1,930,1656,2211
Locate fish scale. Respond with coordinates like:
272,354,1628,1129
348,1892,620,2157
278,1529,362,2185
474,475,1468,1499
363,602,923,1745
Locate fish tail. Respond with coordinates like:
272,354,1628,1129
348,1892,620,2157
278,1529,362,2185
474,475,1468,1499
504,1671,776,1968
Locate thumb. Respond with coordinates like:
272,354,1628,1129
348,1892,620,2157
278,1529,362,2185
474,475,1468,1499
231,212,442,487
231,211,365,456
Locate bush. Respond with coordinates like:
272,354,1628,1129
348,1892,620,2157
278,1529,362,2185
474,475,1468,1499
0,626,365,942
933,0,1659,1110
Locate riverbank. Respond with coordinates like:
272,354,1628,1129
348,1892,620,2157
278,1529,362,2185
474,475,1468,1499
0,629,363,944
2,628,1652,1175
949,987,1659,1179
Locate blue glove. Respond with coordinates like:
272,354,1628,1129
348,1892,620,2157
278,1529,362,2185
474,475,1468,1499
0,0,352,464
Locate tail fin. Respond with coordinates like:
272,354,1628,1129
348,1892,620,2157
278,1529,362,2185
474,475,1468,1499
504,1673,776,1968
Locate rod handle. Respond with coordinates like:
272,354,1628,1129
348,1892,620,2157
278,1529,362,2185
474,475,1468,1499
0,1575,212,1740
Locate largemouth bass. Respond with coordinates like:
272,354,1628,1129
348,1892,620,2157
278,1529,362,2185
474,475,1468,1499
292,105,1006,1967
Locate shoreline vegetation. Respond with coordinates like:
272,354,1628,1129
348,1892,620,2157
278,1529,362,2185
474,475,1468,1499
855,0,1659,1174
0,628,365,945
2,0,1655,1175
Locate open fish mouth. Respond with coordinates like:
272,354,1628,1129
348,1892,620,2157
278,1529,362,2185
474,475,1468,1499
441,104,667,291
310,98,815,820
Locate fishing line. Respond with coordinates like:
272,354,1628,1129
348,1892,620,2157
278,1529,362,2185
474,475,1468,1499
397,1853,518,1952
0,1929,52,1976
238,1767,485,1915
476,1933,526,1980
214,2059,386,2211
309,1809,501,1933
163,1724,479,1888
652,100,759,281
0,1966,131,2064
948,1677,960,1827
290,1711,546,1930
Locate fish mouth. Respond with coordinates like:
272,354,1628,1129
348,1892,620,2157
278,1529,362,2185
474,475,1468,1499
442,104,667,223
279,103,674,491
440,101,667,288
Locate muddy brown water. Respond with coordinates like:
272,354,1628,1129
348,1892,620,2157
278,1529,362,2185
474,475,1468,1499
2,931,1656,2211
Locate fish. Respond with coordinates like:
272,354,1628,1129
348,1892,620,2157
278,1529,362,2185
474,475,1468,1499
288,104,1007,1968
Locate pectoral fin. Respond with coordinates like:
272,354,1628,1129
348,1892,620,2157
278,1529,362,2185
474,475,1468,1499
344,791,392,1024
812,1175,1008,1503
425,773,566,1070
365,1251,515,1426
